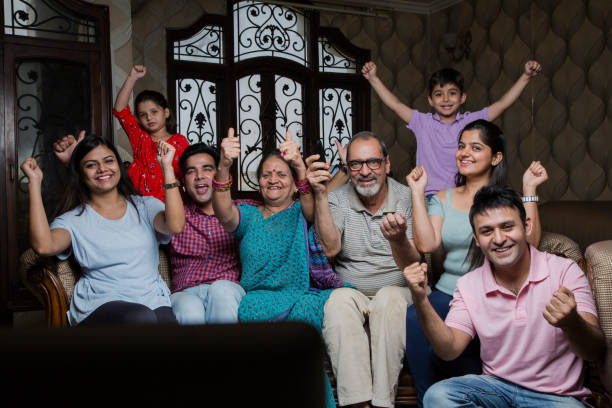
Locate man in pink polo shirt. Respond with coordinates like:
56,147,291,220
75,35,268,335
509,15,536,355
403,185,604,407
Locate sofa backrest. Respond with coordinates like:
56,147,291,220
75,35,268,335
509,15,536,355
540,201,612,252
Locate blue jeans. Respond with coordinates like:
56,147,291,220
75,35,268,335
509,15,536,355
170,280,245,325
424,374,585,407
405,290,482,407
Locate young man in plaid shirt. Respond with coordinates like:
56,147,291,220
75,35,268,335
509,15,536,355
169,143,248,324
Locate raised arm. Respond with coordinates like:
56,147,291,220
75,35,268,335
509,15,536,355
53,130,85,167
362,61,413,124
212,128,241,232
406,166,443,253
488,60,541,121
114,65,146,112
543,286,605,362
522,160,548,247
279,130,312,222
306,159,342,257
153,141,185,235
380,213,421,270
404,262,472,360
21,158,71,256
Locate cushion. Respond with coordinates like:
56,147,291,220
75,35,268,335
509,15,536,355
538,231,584,267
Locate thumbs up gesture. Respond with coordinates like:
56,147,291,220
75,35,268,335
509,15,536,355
220,128,240,170
279,130,305,171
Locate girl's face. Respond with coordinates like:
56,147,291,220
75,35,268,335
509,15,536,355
258,156,295,207
456,129,501,178
136,100,169,134
80,145,121,195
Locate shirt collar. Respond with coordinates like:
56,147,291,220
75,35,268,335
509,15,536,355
482,245,549,294
433,110,464,125
347,179,397,215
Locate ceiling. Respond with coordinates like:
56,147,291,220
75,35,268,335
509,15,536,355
311,0,464,14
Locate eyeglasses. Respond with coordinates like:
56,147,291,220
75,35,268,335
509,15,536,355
346,157,386,171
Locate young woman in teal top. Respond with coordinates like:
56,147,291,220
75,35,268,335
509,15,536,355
404,119,549,407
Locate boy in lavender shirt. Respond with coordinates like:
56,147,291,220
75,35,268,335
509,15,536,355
363,61,541,195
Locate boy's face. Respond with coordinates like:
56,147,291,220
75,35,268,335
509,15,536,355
183,152,217,208
428,82,466,120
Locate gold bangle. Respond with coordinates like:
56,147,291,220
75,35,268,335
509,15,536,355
163,180,181,190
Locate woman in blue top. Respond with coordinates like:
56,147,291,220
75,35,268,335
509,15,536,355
404,119,549,407
21,135,185,325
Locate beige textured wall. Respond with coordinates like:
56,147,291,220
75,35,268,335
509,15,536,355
322,0,612,201
118,0,611,201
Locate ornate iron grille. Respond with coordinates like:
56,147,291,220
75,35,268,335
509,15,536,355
173,25,223,64
274,75,303,149
175,78,218,146
319,88,352,173
236,74,263,191
4,0,96,43
318,36,358,73
233,1,308,66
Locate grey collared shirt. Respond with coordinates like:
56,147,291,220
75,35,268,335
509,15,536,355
328,177,414,296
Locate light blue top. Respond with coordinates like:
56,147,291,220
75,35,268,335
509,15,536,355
428,189,473,296
50,195,171,325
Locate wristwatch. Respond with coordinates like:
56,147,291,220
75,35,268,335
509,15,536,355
521,195,538,203
163,180,181,190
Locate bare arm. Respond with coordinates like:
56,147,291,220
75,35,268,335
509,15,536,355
21,158,72,256
488,61,541,121
522,161,548,247
362,61,413,124
153,141,185,236
543,286,605,362
380,213,421,270
212,128,241,232
406,166,443,252
404,262,472,360
114,65,146,112
307,160,342,257
280,131,312,222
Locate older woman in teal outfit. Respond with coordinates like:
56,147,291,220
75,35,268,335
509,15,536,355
212,128,342,407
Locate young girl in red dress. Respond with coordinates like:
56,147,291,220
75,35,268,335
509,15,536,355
112,65,189,201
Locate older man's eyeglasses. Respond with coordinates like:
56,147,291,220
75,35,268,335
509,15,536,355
346,158,386,171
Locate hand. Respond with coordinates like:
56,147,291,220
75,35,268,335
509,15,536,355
53,130,85,166
334,139,348,169
543,286,579,329
156,140,176,170
305,155,331,196
20,157,43,185
522,161,548,194
406,166,428,194
129,65,147,80
524,60,541,78
219,128,240,169
380,212,408,243
279,130,304,170
361,61,377,81
403,262,429,302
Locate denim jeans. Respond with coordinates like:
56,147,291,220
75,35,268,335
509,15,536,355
424,374,585,408
170,280,245,325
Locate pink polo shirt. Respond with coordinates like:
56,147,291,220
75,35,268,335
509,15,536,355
446,246,597,399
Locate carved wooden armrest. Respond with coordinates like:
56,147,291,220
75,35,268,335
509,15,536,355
19,249,71,327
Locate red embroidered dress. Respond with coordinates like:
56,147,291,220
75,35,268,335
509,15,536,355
113,106,189,202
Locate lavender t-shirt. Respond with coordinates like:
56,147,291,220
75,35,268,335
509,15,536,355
407,108,489,195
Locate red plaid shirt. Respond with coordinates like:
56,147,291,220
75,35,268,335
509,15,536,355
170,200,257,293
113,106,189,202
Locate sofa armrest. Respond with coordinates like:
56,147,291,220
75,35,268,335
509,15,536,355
19,249,71,327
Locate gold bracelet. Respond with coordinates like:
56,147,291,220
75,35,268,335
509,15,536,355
163,180,181,190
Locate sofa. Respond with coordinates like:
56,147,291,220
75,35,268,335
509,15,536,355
19,200,612,407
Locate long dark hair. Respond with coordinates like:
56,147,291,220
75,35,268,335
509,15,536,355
53,135,140,218
455,120,508,188
134,90,177,134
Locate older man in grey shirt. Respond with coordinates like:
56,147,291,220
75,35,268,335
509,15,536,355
307,131,421,408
